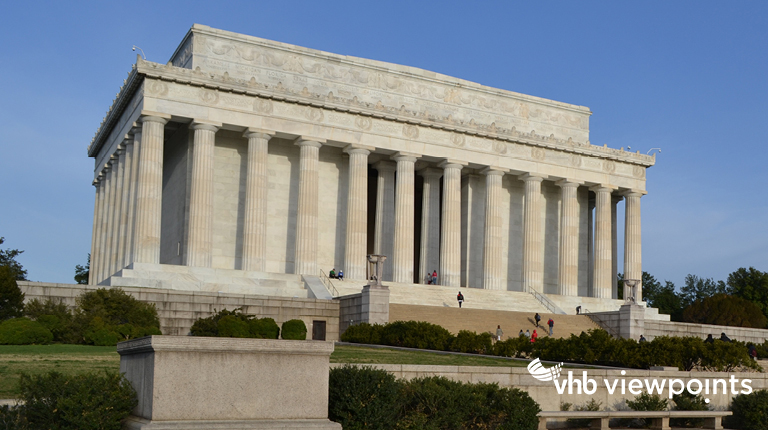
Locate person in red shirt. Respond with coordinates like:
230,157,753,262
531,329,538,342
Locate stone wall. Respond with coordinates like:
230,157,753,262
331,363,767,411
19,281,339,340
338,293,363,335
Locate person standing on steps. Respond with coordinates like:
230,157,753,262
525,329,531,339
432,270,438,285
534,312,541,327
457,291,464,308
531,329,538,343
496,325,503,341
547,317,554,336
576,305,581,315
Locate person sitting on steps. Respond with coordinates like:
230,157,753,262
338,270,344,281
329,268,336,279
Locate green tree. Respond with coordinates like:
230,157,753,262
0,265,25,321
74,254,90,285
727,267,768,318
0,237,27,280
682,294,767,328
680,274,726,308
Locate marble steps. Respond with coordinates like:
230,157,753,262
334,280,549,313
389,303,602,340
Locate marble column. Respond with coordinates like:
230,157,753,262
294,138,324,275
418,168,442,284
623,190,645,302
89,174,104,285
482,167,506,290
344,145,372,280
611,194,623,299
373,161,396,281
134,113,170,264
103,155,118,279
556,180,582,296
392,152,418,284
96,164,111,283
521,173,545,293
111,145,127,275
123,126,141,268
439,160,464,287
587,194,595,296
187,121,219,268
591,185,616,299
241,129,273,272
118,137,135,270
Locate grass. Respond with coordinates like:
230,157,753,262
0,344,528,398
0,345,120,399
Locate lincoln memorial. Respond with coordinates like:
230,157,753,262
86,24,654,310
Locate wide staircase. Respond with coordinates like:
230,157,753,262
389,304,601,340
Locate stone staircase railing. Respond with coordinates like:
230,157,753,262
584,309,620,337
319,270,339,297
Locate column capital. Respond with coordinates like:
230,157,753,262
555,179,583,188
373,160,396,172
243,127,275,140
480,166,507,176
139,111,171,125
589,184,618,193
391,151,420,163
343,144,374,155
620,189,647,197
520,173,546,182
295,136,325,147
418,167,443,179
190,120,221,133
130,122,142,135
438,159,467,169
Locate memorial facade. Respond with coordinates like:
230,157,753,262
87,25,653,301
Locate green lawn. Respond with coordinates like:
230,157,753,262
0,344,527,398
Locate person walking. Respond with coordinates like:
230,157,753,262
432,270,438,285
496,325,503,342
457,291,464,308
547,318,554,336
576,305,581,315
531,329,538,343
534,313,541,327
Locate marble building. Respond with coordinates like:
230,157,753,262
87,24,653,303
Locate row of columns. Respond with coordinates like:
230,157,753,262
91,114,644,300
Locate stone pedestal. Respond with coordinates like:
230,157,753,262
361,285,390,325
619,304,645,341
118,336,341,429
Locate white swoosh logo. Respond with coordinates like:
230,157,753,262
527,358,563,382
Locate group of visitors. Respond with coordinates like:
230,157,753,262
533,313,555,336
426,270,438,284
328,268,344,280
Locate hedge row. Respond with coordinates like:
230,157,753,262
329,365,540,430
2,288,161,346
0,371,137,430
341,321,760,371
189,308,307,340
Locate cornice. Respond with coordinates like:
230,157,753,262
88,57,656,168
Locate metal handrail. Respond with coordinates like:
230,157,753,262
319,270,339,297
524,286,563,314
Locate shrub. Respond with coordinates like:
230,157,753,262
671,391,709,427
379,321,454,351
567,399,602,428
74,288,161,345
281,319,307,340
728,389,768,430
25,298,77,344
217,315,250,338
328,365,402,430
0,404,23,429
15,371,136,430
627,392,668,428
340,322,383,344
0,318,53,345
249,317,280,339
450,330,493,354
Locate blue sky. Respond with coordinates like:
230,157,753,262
1,1,766,288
